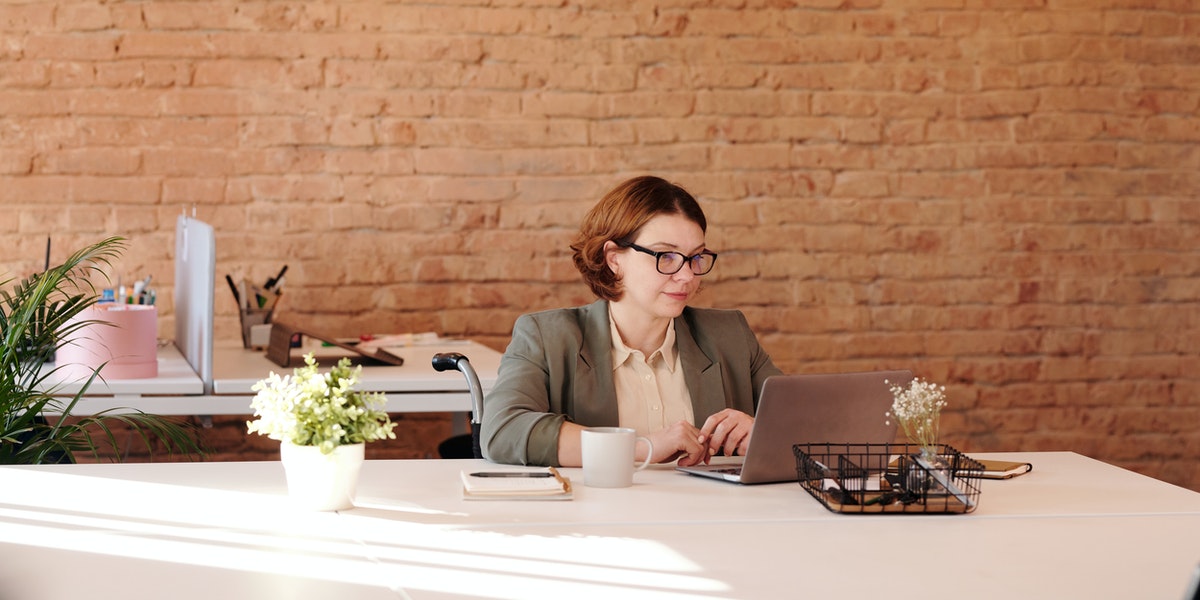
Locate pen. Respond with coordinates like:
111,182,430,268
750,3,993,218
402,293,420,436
265,265,288,290
226,274,241,306
470,472,554,478
237,278,248,310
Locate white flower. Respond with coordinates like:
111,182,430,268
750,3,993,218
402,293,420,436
884,377,947,454
247,353,396,454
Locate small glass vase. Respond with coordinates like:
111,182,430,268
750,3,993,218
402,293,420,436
279,442,365,511
906,445,952,498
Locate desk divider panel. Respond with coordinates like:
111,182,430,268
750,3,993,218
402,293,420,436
173,214,215,394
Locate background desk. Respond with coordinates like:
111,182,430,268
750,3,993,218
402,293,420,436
1,452,1197,599
38,344,204,415
42,340,501,417
211,340,501,413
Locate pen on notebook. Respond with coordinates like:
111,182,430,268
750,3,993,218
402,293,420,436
470,472,554,478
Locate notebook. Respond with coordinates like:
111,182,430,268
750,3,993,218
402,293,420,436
677,370,913,484
460,467,573,501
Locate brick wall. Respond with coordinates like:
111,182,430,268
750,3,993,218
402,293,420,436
3,2,1198,490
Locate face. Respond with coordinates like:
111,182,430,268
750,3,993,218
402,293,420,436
606,213,707,320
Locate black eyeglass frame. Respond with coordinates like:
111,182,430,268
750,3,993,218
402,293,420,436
619,242,718,276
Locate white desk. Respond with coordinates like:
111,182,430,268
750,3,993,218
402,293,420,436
210,340,501,413
38,344,205,415
42,340,501,416
1,452,1198,599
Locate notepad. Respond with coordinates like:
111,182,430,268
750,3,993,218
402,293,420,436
971,459,1033,480
460,467,573,500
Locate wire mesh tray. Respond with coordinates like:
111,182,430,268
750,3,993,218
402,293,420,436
794,443,985,514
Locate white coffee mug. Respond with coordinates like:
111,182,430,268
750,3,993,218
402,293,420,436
581,427,653,488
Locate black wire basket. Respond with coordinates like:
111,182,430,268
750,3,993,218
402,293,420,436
794,443,985,514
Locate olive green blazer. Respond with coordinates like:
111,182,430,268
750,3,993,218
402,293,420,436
481,299,783,466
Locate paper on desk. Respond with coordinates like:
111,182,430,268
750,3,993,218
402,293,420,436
359,332,441,349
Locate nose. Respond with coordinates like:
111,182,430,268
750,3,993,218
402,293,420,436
672,265,697,282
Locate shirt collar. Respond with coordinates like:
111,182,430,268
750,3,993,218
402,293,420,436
608,308,678,373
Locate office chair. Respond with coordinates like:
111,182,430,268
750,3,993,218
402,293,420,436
431,352,484,459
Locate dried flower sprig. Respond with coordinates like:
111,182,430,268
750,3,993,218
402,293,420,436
247,353,397,454
885,377,947,455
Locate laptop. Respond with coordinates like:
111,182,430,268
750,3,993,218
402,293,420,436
677,370,913,484
1184,562,1200,600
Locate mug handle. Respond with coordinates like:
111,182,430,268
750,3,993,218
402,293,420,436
635,437,654,471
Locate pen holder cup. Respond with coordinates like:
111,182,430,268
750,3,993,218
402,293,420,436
56,304,159,379
239,308,272,349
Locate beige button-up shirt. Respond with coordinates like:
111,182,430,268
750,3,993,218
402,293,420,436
609,312,695,437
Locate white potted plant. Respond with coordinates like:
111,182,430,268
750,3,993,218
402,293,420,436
247,353,396,510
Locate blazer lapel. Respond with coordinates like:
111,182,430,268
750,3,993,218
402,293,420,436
573,300,619,427
676,312,724,424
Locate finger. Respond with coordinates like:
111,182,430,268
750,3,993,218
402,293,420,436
699,411,730,437
726,429,750,456
707,420,735,455
657,429,702,466
677,445,707,467
722,420,755,456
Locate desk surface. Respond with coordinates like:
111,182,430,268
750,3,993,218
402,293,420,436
210,339,501,396
39,343,205,398
2,452,1198,599
43,339,502,416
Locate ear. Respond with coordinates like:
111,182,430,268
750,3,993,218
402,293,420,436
603,240,622,277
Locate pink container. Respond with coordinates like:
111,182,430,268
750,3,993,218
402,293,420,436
56,304,159,379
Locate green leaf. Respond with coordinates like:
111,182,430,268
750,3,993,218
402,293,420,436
1,237,204,464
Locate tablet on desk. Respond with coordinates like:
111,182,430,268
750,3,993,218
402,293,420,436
266,320,404,368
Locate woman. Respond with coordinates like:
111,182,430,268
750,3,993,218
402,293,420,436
481,176,782,467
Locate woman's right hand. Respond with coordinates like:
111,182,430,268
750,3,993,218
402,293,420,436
644,420,711,467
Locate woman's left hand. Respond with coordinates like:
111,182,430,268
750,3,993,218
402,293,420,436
699,409,754,457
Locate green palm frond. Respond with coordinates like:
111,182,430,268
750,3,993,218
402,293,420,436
1,237,204,464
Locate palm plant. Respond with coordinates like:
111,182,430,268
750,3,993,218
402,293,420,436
1,236,202,464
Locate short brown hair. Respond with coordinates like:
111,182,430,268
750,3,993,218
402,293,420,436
570,175,708,301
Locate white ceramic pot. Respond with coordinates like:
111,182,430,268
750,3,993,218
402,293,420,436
279,442,365,511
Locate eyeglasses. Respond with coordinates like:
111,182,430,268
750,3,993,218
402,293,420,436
620,242,718,276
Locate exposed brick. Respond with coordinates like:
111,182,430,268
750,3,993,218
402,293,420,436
1,1,1197,493
0,149,33,174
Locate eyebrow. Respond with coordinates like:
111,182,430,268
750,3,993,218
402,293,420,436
640,241,708,255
